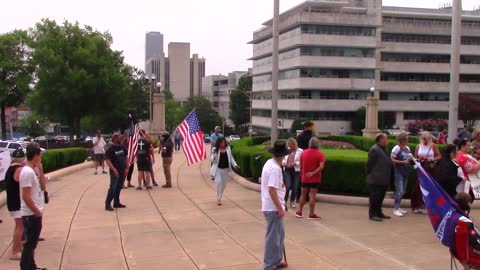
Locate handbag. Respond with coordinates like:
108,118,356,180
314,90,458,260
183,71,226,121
422,146,436,171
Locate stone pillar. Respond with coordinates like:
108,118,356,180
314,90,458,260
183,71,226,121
362,96,381,138
151,92,166,136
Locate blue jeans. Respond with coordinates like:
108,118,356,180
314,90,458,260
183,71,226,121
263,211,285,270
105,172,126,207
283,169,300,203
394,171,408,209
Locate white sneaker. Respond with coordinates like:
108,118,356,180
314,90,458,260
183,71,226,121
393,209,404,217
413,209,422,213
400,208,407,214
421,209,428,214
291,202,296,209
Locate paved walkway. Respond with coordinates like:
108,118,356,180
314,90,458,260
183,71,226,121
0,150,468,270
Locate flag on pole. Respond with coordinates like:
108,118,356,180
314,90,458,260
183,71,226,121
177,110,207,165
127,121,140,165
416,162,464,249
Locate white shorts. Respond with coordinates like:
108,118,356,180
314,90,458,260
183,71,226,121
9,211,21,219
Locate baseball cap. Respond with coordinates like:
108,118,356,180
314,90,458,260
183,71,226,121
12,148,25,158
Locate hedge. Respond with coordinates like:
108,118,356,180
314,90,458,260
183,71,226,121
41,148,88,173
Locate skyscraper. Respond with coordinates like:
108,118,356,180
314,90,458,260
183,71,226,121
145,31,164,64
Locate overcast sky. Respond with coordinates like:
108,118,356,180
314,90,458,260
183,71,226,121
1,0,478,75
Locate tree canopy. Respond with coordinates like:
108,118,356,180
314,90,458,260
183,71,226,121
0,30,33,139
229,75,252,131
28,19,129,137
178,96,222,134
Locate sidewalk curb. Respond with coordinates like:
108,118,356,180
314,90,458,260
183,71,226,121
230,172,480,209
0,161,94,209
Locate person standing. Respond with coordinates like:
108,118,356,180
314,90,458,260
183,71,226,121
339,127,347,135
93,131,107,175
5,149,25,260
435,144,464,198
261,141,289,270
296,121,313,151
105,133,128,211
390,133,411,217
458,126,472,140
282,138,303,209
438,129,448,145
295,137,325,220
210,137,239,205
145,131,158,187
365,133,394,222
413,131,441,213
174,132,182,151
136,130,152,190
160,133,174,188
19,146,45,270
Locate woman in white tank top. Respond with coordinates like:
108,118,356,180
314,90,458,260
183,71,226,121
412,132,441,213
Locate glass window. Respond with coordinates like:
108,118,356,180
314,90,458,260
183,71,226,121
301,25,376,36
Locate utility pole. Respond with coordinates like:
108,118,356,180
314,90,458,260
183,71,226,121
271,0,280,146
448,0,462,143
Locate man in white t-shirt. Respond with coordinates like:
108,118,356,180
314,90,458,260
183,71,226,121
93,131,107,175
19,146,45,270
261,141,290,270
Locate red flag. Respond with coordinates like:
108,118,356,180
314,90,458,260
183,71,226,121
177,110,207,165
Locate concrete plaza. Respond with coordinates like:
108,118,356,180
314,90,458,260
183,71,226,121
0,150,467,270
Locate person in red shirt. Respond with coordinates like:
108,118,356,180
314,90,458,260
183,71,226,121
295,137,326,220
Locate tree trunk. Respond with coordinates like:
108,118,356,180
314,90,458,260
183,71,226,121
1,102,6,140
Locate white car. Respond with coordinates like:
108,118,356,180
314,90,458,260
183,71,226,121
0,141,46,155
227,135,241,142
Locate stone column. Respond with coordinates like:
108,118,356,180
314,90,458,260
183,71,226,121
151,92,166,136
362,96,381,138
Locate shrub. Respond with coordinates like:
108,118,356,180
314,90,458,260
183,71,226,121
406,119,448,135
41,148,88,173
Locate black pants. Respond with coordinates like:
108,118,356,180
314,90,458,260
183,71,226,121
174,140,181,151
105,173,126,207
368,184,387,218
21,215,42,270
126,164,134,181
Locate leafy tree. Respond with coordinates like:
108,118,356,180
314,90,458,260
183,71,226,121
0,30,34,140
459,94,480,128
28,19,129,141
351,107,366,135
18,113,48,137
179,96,222,134
164,88,182,131
229,75,252,130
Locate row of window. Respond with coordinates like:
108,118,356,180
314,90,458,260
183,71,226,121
301,25,376,37
381,73,480,83
253,110,353,121
381,53,480,64
383,17,480,29
253,90,370,100
404,112,448,120
253,68,375,83
382,33,480,45
380,92,450,101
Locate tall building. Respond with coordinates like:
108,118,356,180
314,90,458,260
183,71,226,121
145,32,164,63
168,42,191,102
202,71,249,122
250,0,480,134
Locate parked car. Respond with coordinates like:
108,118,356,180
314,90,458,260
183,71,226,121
35,136,60,144
227,135,241,142
0,141,46,155
54,135,70,143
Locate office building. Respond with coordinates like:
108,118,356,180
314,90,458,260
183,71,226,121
249,0,480,134
202,71,249,121
145,32,164,67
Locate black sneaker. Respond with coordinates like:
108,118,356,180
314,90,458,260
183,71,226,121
114,204,126,208
379,214,391,219
105,205,114,211
102,171,108,174
369,216,382,222
152,180,159,187
162,184,172,188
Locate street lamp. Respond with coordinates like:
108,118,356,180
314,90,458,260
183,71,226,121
145,74,156,132
156,82,162,93
362,86,381,137
369,87,375,97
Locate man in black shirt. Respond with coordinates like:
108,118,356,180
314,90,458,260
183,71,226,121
136,130,152,190
105,133,128,211
296,121,314,150
160,133,174,188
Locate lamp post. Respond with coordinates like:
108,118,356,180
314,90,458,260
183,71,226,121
448,0,462,143
271,0,280,146
362,87,381,137
145,74,156,132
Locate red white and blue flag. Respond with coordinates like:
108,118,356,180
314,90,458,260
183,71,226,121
177,110,207,166
417,163,464,249
127,120,140,165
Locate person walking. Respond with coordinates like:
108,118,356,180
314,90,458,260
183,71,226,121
209,126,224,145
295,137,325,220
282,138,303,209
160,133,174,188
413,131,441,213
19,146,46,270
390,133,412,217
210,137,239,205
92,131,107,175
136,130,152,190
174,132,182,151
366,133,394,222
5,149,25,260
105,133,128,211
261,141,289,270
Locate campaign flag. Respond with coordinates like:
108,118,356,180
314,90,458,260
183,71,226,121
417,163,463,249
0,151,11,181
127,121,140,165
176,110,207,166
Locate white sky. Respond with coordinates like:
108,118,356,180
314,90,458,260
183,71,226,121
1,0,478,75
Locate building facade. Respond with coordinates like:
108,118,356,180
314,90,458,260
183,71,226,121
202,71,249,122
145,32,164,64
250,0,480,134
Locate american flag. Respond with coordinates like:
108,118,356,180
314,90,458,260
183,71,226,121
127,121,140,165
177,110,207,165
